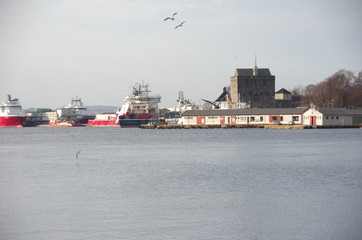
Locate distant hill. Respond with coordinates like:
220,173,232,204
86,105,119,114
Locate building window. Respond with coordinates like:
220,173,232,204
272,116,277,121
326,116,329,119
250,117,255,122
292,116,299,121
260,116,263,122
280,116,283,121
331,116,334,119
336,116,339,119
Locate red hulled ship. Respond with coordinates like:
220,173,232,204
0,95,27,127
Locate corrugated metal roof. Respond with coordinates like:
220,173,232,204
182,108,308,117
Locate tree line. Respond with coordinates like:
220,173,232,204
291,69,362,108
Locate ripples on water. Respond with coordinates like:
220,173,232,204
0,128,362,240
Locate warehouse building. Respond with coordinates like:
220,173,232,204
180,107,362,126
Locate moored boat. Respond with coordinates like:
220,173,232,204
63,97,95,124
87,113,119,126
165,91,200,125
117,83,161,127
48,97,94,127
49,120,83,127
0,95,27,127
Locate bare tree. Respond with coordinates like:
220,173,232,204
297,70,360,107
304,84,316,105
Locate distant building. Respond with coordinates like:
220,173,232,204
181,108,307,125
303,107,362,126
213,87,231,109
179,107,362,126
274,88,292,108
230,61,275,108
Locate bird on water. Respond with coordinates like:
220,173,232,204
76,150,81,159
175,21,186,29
164,12,177,21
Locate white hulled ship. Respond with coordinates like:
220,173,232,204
0,95,27,127
116,83,161,127
165,91,200,125
63,97,95,124
49,97,95,126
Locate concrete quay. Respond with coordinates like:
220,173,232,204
141,124,361,129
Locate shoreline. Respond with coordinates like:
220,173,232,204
140,124,362,129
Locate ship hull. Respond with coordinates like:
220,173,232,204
87,119,118,126
0,116,27,127
119,119,150,127
76,116,95,124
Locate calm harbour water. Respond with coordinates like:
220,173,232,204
0,127,362,240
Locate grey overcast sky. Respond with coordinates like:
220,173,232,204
1,0,361,109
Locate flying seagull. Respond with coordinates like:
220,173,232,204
164,12,177,21
175,21,186,29
76,150,81,159
201,99,220,109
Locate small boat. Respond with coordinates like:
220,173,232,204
0,95,27,127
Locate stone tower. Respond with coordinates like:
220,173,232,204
230,60,275,108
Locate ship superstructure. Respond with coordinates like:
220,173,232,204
49,97,95,126
63,97,95,123
0,95,27,127
117,83,161,127
164,91,200,125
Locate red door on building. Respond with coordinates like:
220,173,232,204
220,116,225,125
310,116,317,126
197,116,205,124
269,116,280,123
